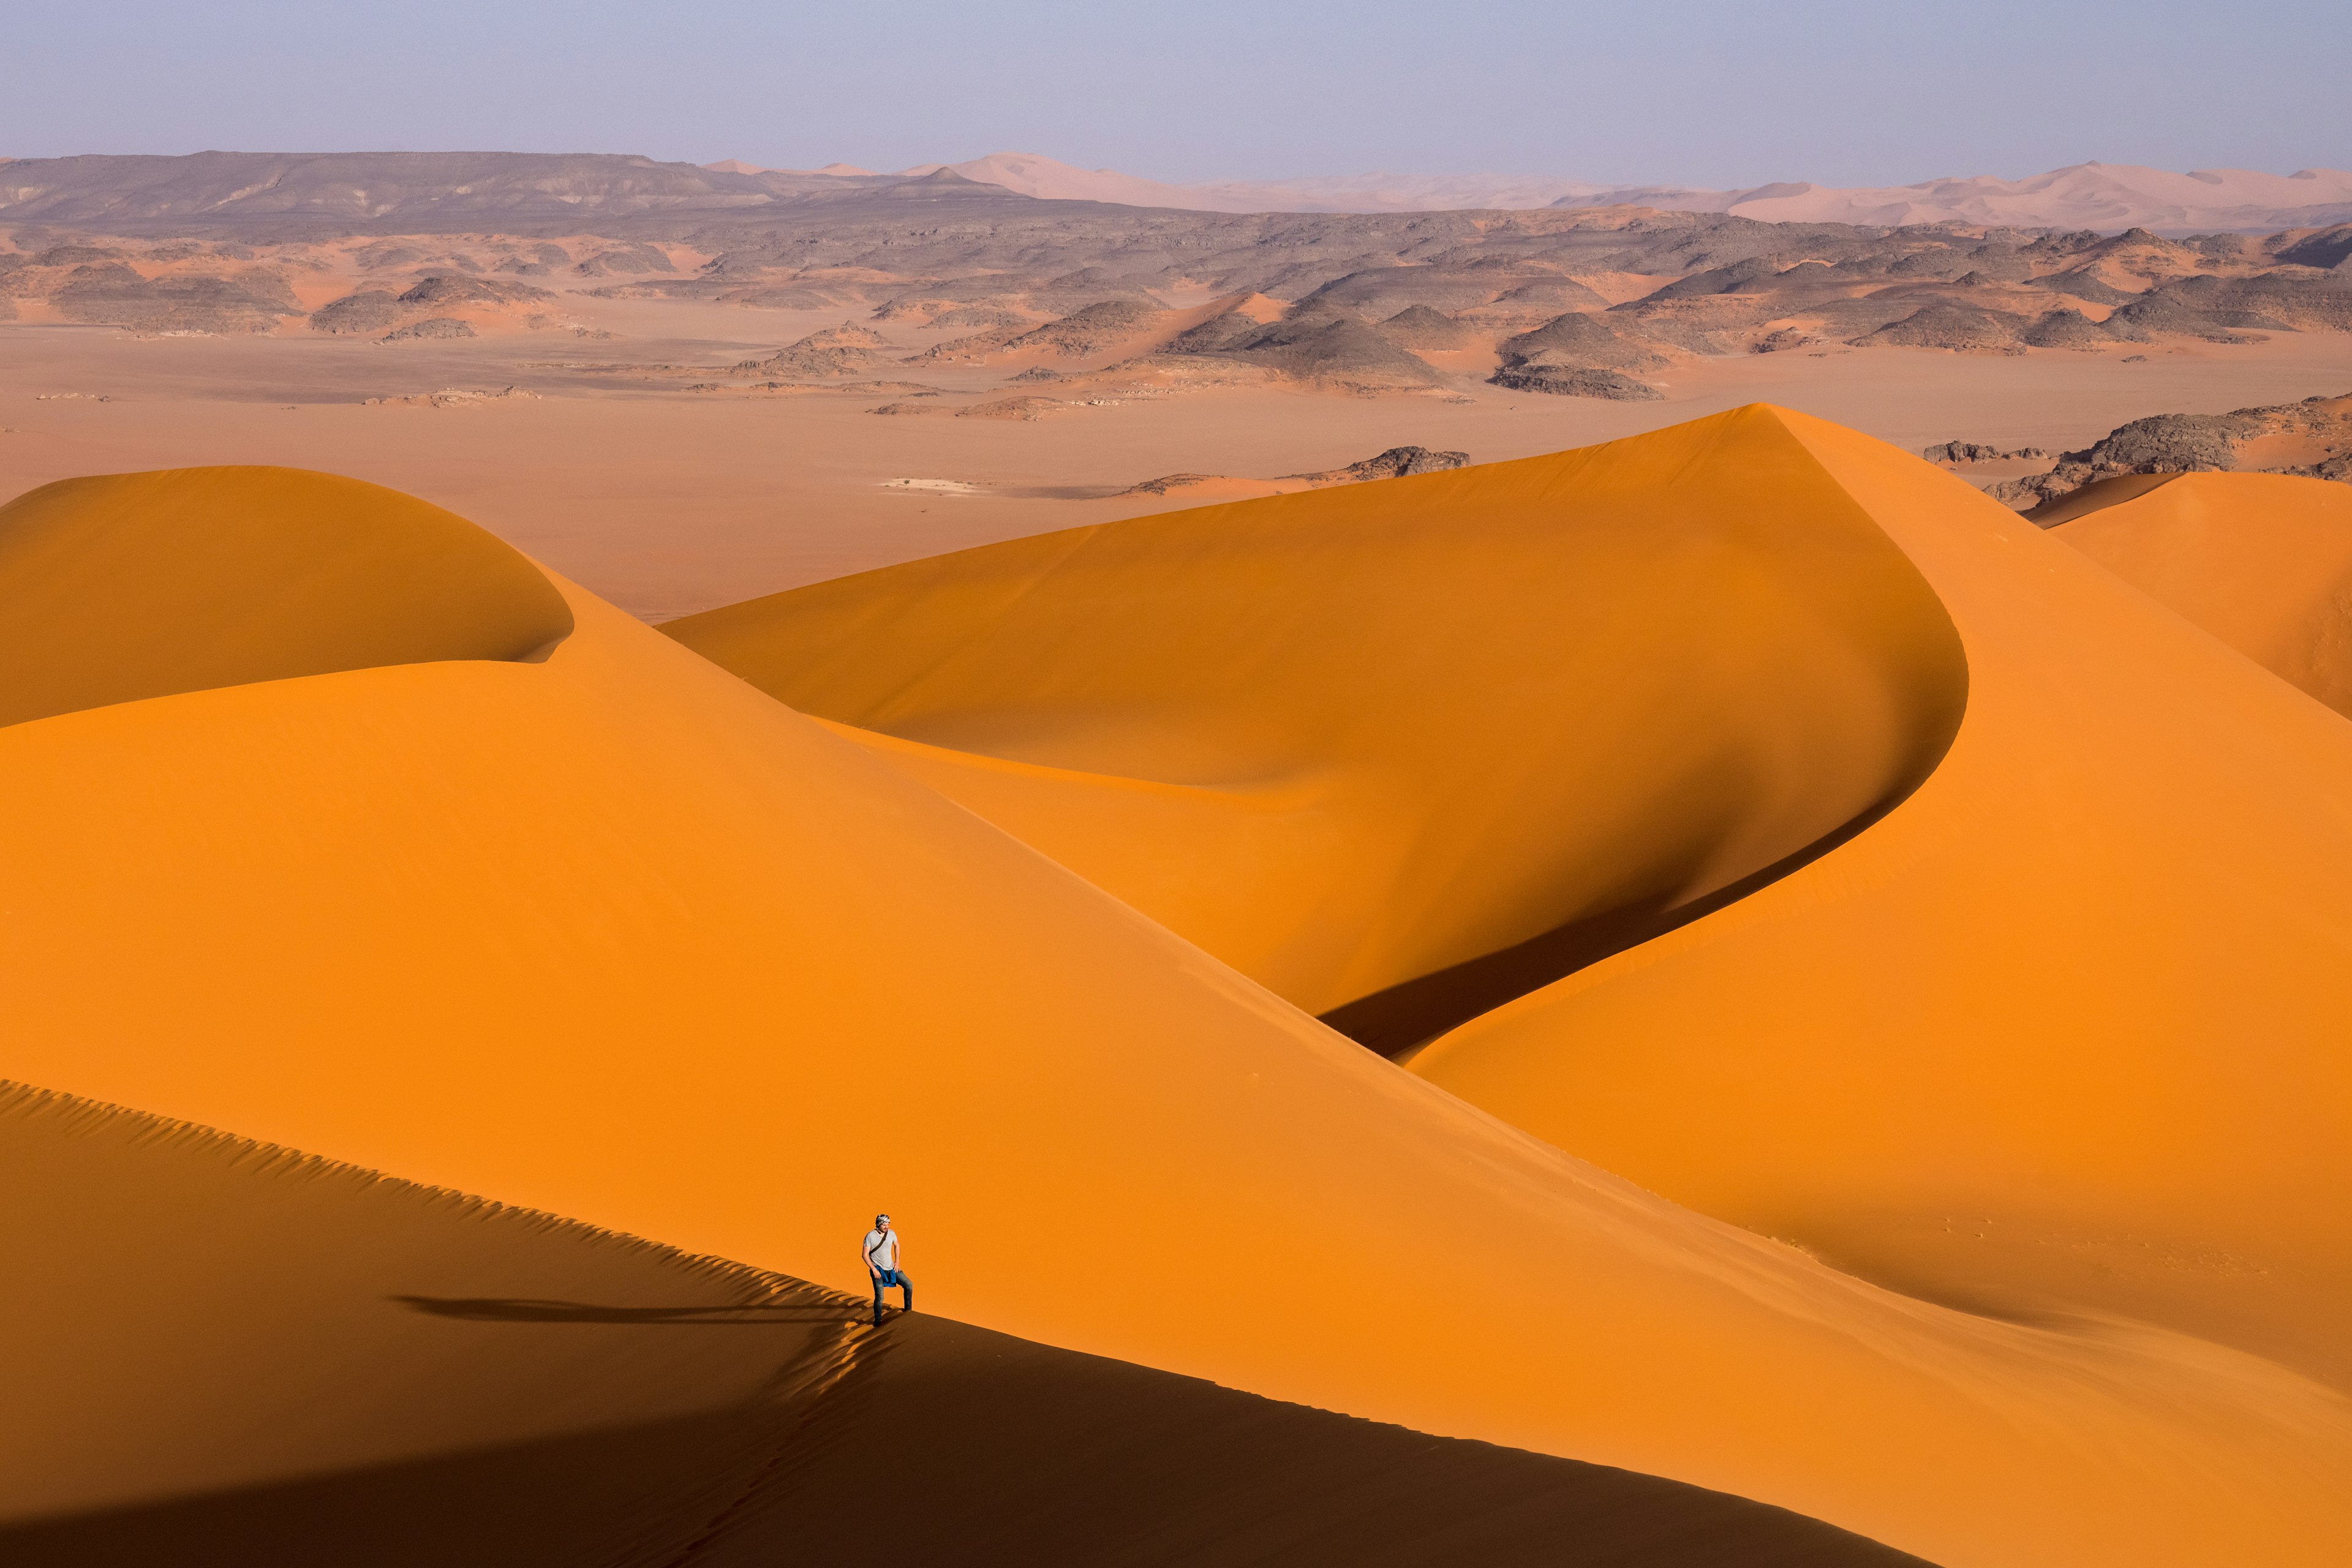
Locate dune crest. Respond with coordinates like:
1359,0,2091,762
1407,413,2352,1396
664,409,1968,1039
2050,471,2352,715
0,1084,1928,1566
0,466,572,728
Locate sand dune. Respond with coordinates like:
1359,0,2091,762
921,154,1615,214
829,152,2352,232
6,457,2350,1564
898,153,2352,232
663,410,1969,1035
664,409,2352,1396
1556,162,2352,234
916,153,1272,213
0,1085,1923,1566
1403,415,2352,1395
2051,472,2352,715
0,467,572,728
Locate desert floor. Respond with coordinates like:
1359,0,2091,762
3,298,2346,619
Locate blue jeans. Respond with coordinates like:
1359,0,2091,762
870,1268,911,1322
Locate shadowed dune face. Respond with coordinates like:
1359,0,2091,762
663,409,1968,1044
6,449,2352,1567
2049,472,2352,717
1409,414,2352,1395
0,466,573,728
0,1086,1930,1568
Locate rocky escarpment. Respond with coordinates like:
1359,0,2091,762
1123,445,1470,496
0,247,304,333
734,322,892,377
1991,393,2352,511
311,273,554,335
1487,311,1667,398
1922,442,2048,464
1292,445,1471,481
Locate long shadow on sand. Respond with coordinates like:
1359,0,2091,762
1323,803,1899,1058
393,1294,861,1325
2,1305,1938,1568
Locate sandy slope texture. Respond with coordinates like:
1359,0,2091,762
1401,412,2352,1398
4,465,2350,1565
0,1085,1926,1567
661,411,1969,1043
2049,471,2352,716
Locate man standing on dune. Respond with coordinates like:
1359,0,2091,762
862,1213,911,1327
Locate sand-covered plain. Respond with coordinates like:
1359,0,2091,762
2,295,2345,619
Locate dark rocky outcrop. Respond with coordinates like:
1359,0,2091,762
311,290,405,334
1849,303,2027,352
1314,445,1471,481
1920,442,2048,464
730,321,893,377
1496,310,1669,372
379,317,476,342
1991,393,2352,511
1376,304,1477,349
48,261,303,334
1490,364,1663,400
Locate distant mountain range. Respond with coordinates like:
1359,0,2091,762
4,150,2347,236
722,153,2352,235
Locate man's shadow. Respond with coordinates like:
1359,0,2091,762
393,1295,866,1325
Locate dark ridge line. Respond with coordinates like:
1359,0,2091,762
1320,795,1909,1058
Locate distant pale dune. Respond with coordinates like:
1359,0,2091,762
767,149,2352,230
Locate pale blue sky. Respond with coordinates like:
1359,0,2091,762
6,0,2345,188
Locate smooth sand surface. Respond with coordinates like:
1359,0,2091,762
4,457,2349,1566
0,1085,1928,1566
2,314,2345,619
664,409,1968,1033
1404,414,2352,1398
0,466,571,726
2051,472,2352,716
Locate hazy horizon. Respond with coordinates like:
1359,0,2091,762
5,0,2346,191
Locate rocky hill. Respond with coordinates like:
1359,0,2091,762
1992,394,2352,512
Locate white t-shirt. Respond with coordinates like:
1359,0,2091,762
863,1227,899,1272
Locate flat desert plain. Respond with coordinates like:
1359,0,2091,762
4,293,2345,619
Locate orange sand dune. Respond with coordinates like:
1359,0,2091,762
0,1087,1924,1566
1404,415,2352,1392
665,412,1967,1043
665,417,2352,1390
0,467,571,728
2049,472,2352,717
5,462,2351,1566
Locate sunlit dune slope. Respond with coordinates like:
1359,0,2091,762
0,467,573,728
5,464,2350,1566
0,1086,1929,1568
663,409,1967,1048
2049,472,2352,717
1409,413,2352,1396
